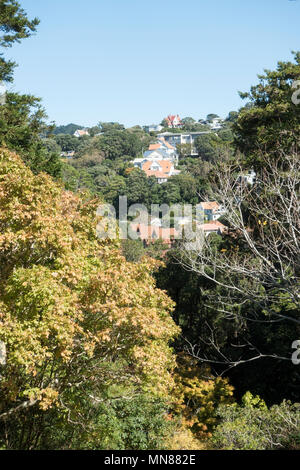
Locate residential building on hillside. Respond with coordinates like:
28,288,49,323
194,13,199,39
208,117,224,130
164,114,182,128
129,222,178,248
199,201,226,221
145,137,178,161
141,160,180,183
238,169,256,186
144,124,163,133
60,151,75,159
198,221,226,236
74,129,90,138
157,131,211,156
132,137,179,169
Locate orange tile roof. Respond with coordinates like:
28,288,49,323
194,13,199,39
199,221,226,232
200,201,220,211
148,138,175,151
149,143,161,150
130,223,178,243
158,137,175,149
142,160,173,179
76,129,89,135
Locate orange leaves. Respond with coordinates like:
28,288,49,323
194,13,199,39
171,355,234,440
0,148,180,414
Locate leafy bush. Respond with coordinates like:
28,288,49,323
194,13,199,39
213,393,300,450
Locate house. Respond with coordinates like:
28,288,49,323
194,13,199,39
238,169,256,186
209,117,224,130
164,114,182,128
142,160,178,183
132,158,147,169
74,129,90,138
198,221,226,236
199,201,225,221
132,137,179,174
60,151,75,159
144,124,163,133
130,223,178,247
157,131,211,156
143,137,178,163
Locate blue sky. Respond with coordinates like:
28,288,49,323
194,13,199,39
6,0,300,127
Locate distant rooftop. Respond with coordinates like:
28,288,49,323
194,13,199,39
158,131,212,136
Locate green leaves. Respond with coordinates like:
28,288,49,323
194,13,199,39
0,149,179,449
234,51,300,166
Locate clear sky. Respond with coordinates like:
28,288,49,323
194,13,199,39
6,0,300,127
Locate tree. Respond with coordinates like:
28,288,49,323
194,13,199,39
52,123,84,136
213,396,300,450
234,51,300,166
176,143,192,158
92,130,142,160
206,114,219,122
182,117,195,125
0,149,180,449
98,122,125,133
194,134,224,163
121,239,145,262
42,138,61,155
124,167,150,206
54,134,80,152
172,355,234,440
0,0,39,82
0,1,61,177
180,151,300,401
0,92,62,177
181,117,195,131
225,111,238,123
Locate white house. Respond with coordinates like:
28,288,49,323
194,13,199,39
157,131,212,156
144,124,163,133
209,117,224,130
142,160,179,184
199,201,226,221
198,221,226,236
74,129,90,138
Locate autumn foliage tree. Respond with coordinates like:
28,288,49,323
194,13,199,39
0,148,181,449
172,355,234,440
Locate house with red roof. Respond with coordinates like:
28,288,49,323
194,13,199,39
142,160,179,183
199,201,226,221
198,220,227,236
129,223,178,247
164,114,182,128
142,137,178,163
74,128,90,138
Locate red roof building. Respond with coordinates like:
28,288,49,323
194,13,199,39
164,114,182,128
142,160,175,183
130,223,178,247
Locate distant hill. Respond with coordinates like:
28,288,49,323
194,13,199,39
53,123,84,135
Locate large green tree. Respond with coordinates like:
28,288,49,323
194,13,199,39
234,51,300,166
0,148,180,449
0,0,61,177
0,0,39,81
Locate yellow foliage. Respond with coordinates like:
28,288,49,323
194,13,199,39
171,354,234,440
164,427,209,450
0,149,180,415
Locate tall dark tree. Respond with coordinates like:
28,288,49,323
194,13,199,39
0,0,39,81
0,0,61,177
234,51,300,167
